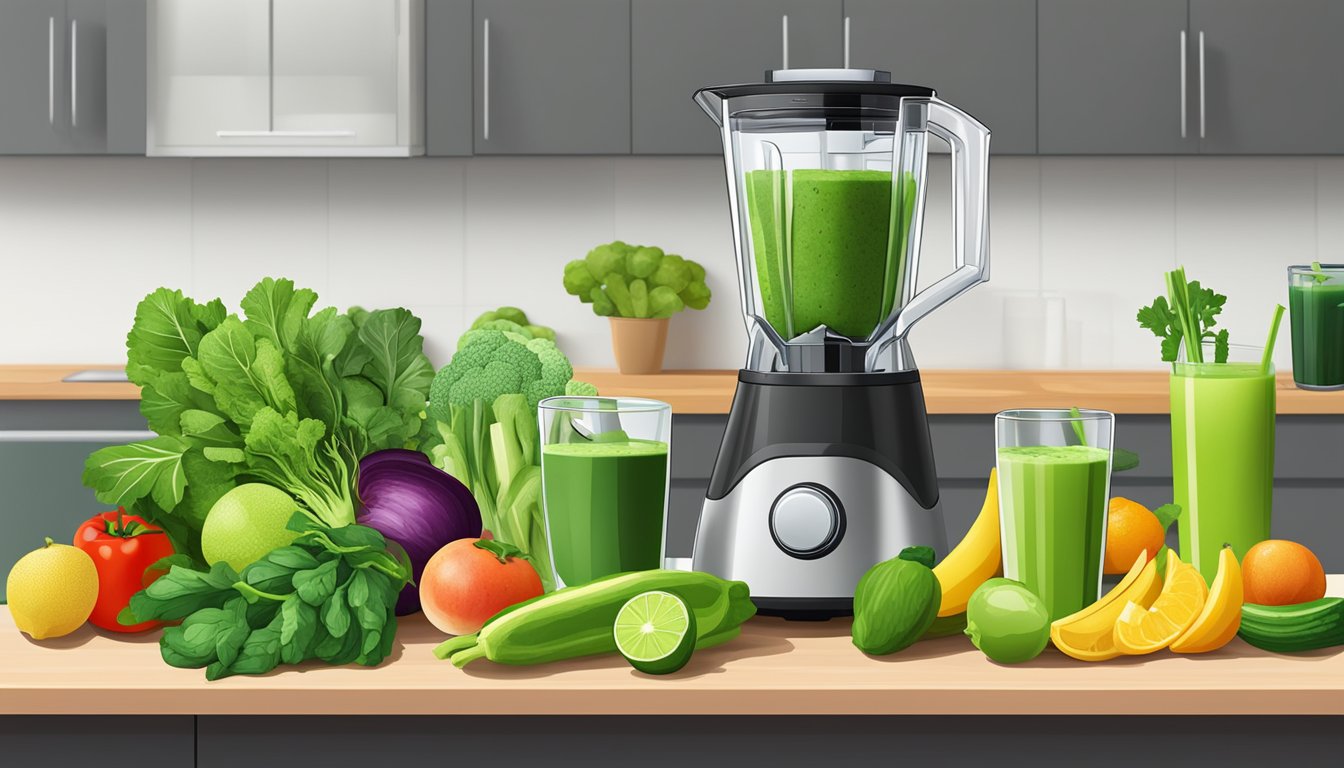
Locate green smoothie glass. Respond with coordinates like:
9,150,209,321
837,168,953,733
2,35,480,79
1288,264,1344,390
996,409,1114,621
539,397,671,589
1171,342,1275,583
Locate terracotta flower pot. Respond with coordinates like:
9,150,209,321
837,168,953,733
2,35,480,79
608,317,669,374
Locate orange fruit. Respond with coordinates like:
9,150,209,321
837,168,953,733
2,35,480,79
1241,539,1326,606
1104,497,1166,574
1113,550,1208,654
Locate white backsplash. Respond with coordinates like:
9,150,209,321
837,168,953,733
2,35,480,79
0,154,1333,371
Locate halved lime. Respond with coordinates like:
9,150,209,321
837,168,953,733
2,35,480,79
613,590,697,675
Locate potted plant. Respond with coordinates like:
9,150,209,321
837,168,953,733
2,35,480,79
563,241,711,374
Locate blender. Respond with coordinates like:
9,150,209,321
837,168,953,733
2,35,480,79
691,69,990,618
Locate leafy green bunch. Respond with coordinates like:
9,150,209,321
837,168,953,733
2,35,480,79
121,516,412,680
1137,267,1229,363
465,306,556,343
563,241,711,318
82,278,434,564
425,328,595,591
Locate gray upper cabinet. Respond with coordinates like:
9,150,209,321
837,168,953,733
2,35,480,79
0,0,145,155
1039,0,1195,154
425,0,473,156
1192,0,1344,154
844,0,1036,155
473,0,630,154
631,0,843,155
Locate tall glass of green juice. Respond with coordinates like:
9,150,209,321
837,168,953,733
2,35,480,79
1171,342,1275,583
1288,264,1344,390
995,409,1114,621
538,397,671,589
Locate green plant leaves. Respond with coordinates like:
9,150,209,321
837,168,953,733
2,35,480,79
359,308,435,414
82,436,190,511
241,277,319,355
197,318,297,426
126,288,217,376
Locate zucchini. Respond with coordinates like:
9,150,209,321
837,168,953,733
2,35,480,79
1238,597,1344,653
433,570,755,667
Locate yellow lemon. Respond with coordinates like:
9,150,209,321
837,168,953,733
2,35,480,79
1113,552,1208,655
1171,545,1243,654
1051,551,1162,661
6,537,99,640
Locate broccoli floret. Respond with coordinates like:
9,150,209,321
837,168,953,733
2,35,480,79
474,318,532,337
523,338,574,409
680,281,712,311
650,253,692,293
585,242,629,282
564,260,599,299
565,380,598,397
525,324,556,342
627,246,663,279
469,307,555,344
428,330,543,421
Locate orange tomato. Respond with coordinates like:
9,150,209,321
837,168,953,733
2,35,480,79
1241,539,1326,606
1104,498,1166,575
419,538,544,636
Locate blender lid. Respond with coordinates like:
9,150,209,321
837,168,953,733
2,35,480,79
695,68,935,101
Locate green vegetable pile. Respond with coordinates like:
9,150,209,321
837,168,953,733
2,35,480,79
425,322,595,591
81,278,434,565
1138,266,1229,363
120,516,411,680
463,306,556,344
563,241,711,318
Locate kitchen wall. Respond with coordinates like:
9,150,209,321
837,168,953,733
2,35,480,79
0,154,1334,371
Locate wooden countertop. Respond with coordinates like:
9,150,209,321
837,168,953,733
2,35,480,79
7,365,1344,415
1,577,1340,716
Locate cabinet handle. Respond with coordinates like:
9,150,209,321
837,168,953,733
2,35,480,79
483,17,491,141
0,430,155,443
1198,31,1206,139
1179,30,1187,139
216,130,357,138
844,16,851,68
781,15,789,69
48,17,55,126
70,20,78,128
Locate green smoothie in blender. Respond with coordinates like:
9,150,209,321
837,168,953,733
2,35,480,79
745,169,917,339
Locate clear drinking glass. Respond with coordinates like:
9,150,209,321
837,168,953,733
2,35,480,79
1287,264,1344,390
1170,341,1275,583
538,397,672,589
996,408,1114,621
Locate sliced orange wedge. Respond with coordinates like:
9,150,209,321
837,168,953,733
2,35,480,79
1113,552,1208,655
1170,545,1242,654
1051,551,1162,661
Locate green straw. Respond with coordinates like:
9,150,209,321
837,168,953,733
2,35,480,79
1260,304,1285,375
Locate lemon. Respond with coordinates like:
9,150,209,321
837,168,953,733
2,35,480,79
1171,545,1243,654
1113,552,1208,655
7,537,99,640
201,484,301,572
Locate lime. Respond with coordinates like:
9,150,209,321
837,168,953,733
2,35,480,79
965,578,1051,664
201,484,301,572
613,590,696,675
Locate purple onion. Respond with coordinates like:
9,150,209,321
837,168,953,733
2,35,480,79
357,449,482,615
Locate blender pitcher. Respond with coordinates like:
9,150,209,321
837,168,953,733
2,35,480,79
694,69,990,374
690,70,990,617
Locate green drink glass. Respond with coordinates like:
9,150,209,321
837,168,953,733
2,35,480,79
1170,342,1275,583
539,397,671,589
1288,264,1344,390
995,409,1114,622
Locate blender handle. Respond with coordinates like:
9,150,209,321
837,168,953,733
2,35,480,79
893,99,991,341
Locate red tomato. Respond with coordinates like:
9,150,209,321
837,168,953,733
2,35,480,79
420,538,544,636
73,509,176,632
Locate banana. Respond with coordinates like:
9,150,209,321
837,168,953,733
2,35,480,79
932,468,1001,617
1171,545,1243,654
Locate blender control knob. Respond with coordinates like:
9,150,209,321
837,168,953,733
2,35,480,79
769,484,845,559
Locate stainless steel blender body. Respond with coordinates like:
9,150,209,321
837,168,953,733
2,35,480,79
690,71,991,616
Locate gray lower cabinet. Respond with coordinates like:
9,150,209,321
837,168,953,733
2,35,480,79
472,0,630,154
1191,0,1344,154
844,0,1037,155
0,0,145,155
669,414,1344,571
425,0,473,156
1039,0,1195,155
631,0,843,155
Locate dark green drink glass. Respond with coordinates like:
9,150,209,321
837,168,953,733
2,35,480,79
1288,264,1344,390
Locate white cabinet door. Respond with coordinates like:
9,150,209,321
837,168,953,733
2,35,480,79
149,0,270,149
272,0,405,148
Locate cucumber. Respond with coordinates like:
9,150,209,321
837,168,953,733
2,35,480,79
1237,597,1344,653
433,570,756,667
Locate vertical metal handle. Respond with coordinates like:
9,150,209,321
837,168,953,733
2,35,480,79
1198,31,1206,138
48,17,55,126
781,15,789,69
843,16,851,68
1179,30,1187,138
70,19,78,128
482,17,490,140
